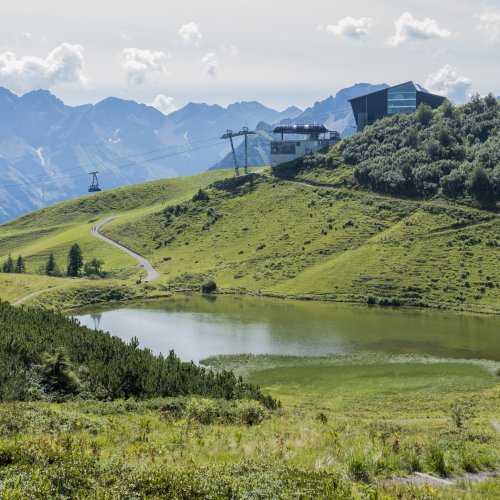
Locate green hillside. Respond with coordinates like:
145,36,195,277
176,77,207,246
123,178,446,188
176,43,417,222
0,98,499,313
0,170,230,305
1,98,500,498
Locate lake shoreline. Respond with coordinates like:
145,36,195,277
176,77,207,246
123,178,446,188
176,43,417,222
67,288,500,318
73,293,500,363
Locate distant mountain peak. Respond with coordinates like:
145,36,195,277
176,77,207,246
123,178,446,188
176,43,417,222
281,105,302,113
0,87,17,98
22,88,61,101
20,88,65,109
255,121,272,131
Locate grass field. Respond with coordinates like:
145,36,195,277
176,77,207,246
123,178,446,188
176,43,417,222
1,354,499,497
0,170,230,279
102,173,499,313
0,164,498,313
203,353,500,415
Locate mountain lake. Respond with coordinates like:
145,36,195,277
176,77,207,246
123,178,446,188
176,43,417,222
74,294,500,363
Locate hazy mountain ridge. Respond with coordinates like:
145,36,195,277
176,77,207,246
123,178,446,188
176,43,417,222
290,83,389,135
0,90,302,222
0,84,383,222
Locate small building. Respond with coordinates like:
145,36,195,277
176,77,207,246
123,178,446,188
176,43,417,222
349,81,446,132
270,124,340,167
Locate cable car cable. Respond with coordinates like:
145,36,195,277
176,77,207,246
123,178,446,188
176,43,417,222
0,136,222,183
0,141,224,190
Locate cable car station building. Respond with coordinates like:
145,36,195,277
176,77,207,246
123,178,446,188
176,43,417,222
349,81,446,132
270,125,340,167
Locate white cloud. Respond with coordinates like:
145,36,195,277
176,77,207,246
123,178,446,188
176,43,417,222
121,48,169,86
0,43,88,91
19,32,48,44
200,52,218,77
319,17,373,40
219,45,238,57
425,65,472,102
178,22,202,46
390,12,450,46
119,31,131,42
476,12,500,43
149,94,177,115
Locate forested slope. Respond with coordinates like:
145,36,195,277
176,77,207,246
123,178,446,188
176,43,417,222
0,300,275,406
340,95,500,206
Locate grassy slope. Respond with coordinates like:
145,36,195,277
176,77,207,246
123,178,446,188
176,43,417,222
0,170,231,304
0,164,498,312
102,171,499,313
1,165,500,494
1,356,499,497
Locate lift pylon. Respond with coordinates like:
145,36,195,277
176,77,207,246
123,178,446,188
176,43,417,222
221,128,256,176
88,171,102,192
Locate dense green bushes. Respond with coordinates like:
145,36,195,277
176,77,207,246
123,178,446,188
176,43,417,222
0,301,277,408
201,279,217,294
0,455,358,499
339,95,500,207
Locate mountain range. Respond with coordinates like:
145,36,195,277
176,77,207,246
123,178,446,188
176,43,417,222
0,83,386,222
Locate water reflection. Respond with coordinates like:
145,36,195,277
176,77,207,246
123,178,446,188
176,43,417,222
74,295,500,362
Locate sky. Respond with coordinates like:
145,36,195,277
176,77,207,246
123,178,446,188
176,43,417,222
0,0,499,113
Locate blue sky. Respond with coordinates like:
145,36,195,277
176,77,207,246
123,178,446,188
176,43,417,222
0,0,499,112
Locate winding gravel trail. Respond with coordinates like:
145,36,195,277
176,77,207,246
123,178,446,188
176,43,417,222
91,216,160,282
12,285,65,306
491,419,500,434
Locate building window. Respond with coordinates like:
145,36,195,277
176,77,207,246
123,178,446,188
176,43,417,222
387,82,416,115
271,142,296,155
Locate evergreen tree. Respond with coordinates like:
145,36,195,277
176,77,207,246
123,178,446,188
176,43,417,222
41,348,81,395
67,243,83,277
416,103,433,125
14,255,26,274
45,252,58,276
2,254,14,273
467,165,496,208
83,257,105,277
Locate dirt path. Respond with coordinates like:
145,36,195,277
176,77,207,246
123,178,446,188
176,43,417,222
91,216,160,282
12,285,65,306
386,470,500,488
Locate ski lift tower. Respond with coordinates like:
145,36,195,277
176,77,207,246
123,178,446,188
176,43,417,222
88,171,102,192
221,127,256,176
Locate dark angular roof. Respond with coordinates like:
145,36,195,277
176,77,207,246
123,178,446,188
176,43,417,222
348,81,435,102
273,124,328,134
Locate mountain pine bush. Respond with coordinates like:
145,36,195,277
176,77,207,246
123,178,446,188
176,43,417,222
339,95,500,206
0,301,277,407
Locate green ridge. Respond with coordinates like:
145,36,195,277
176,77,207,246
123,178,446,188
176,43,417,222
0,99,499,313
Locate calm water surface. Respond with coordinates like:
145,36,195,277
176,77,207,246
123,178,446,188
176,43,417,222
74,295,500,362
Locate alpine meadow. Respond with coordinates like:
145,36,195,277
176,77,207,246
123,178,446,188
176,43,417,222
0,2,499,498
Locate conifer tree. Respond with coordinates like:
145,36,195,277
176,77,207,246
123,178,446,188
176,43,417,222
2,254,14,273
83,257,105,277
67,244,83,277
45,252,58,276
14,255,25,274
466,165,496,208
